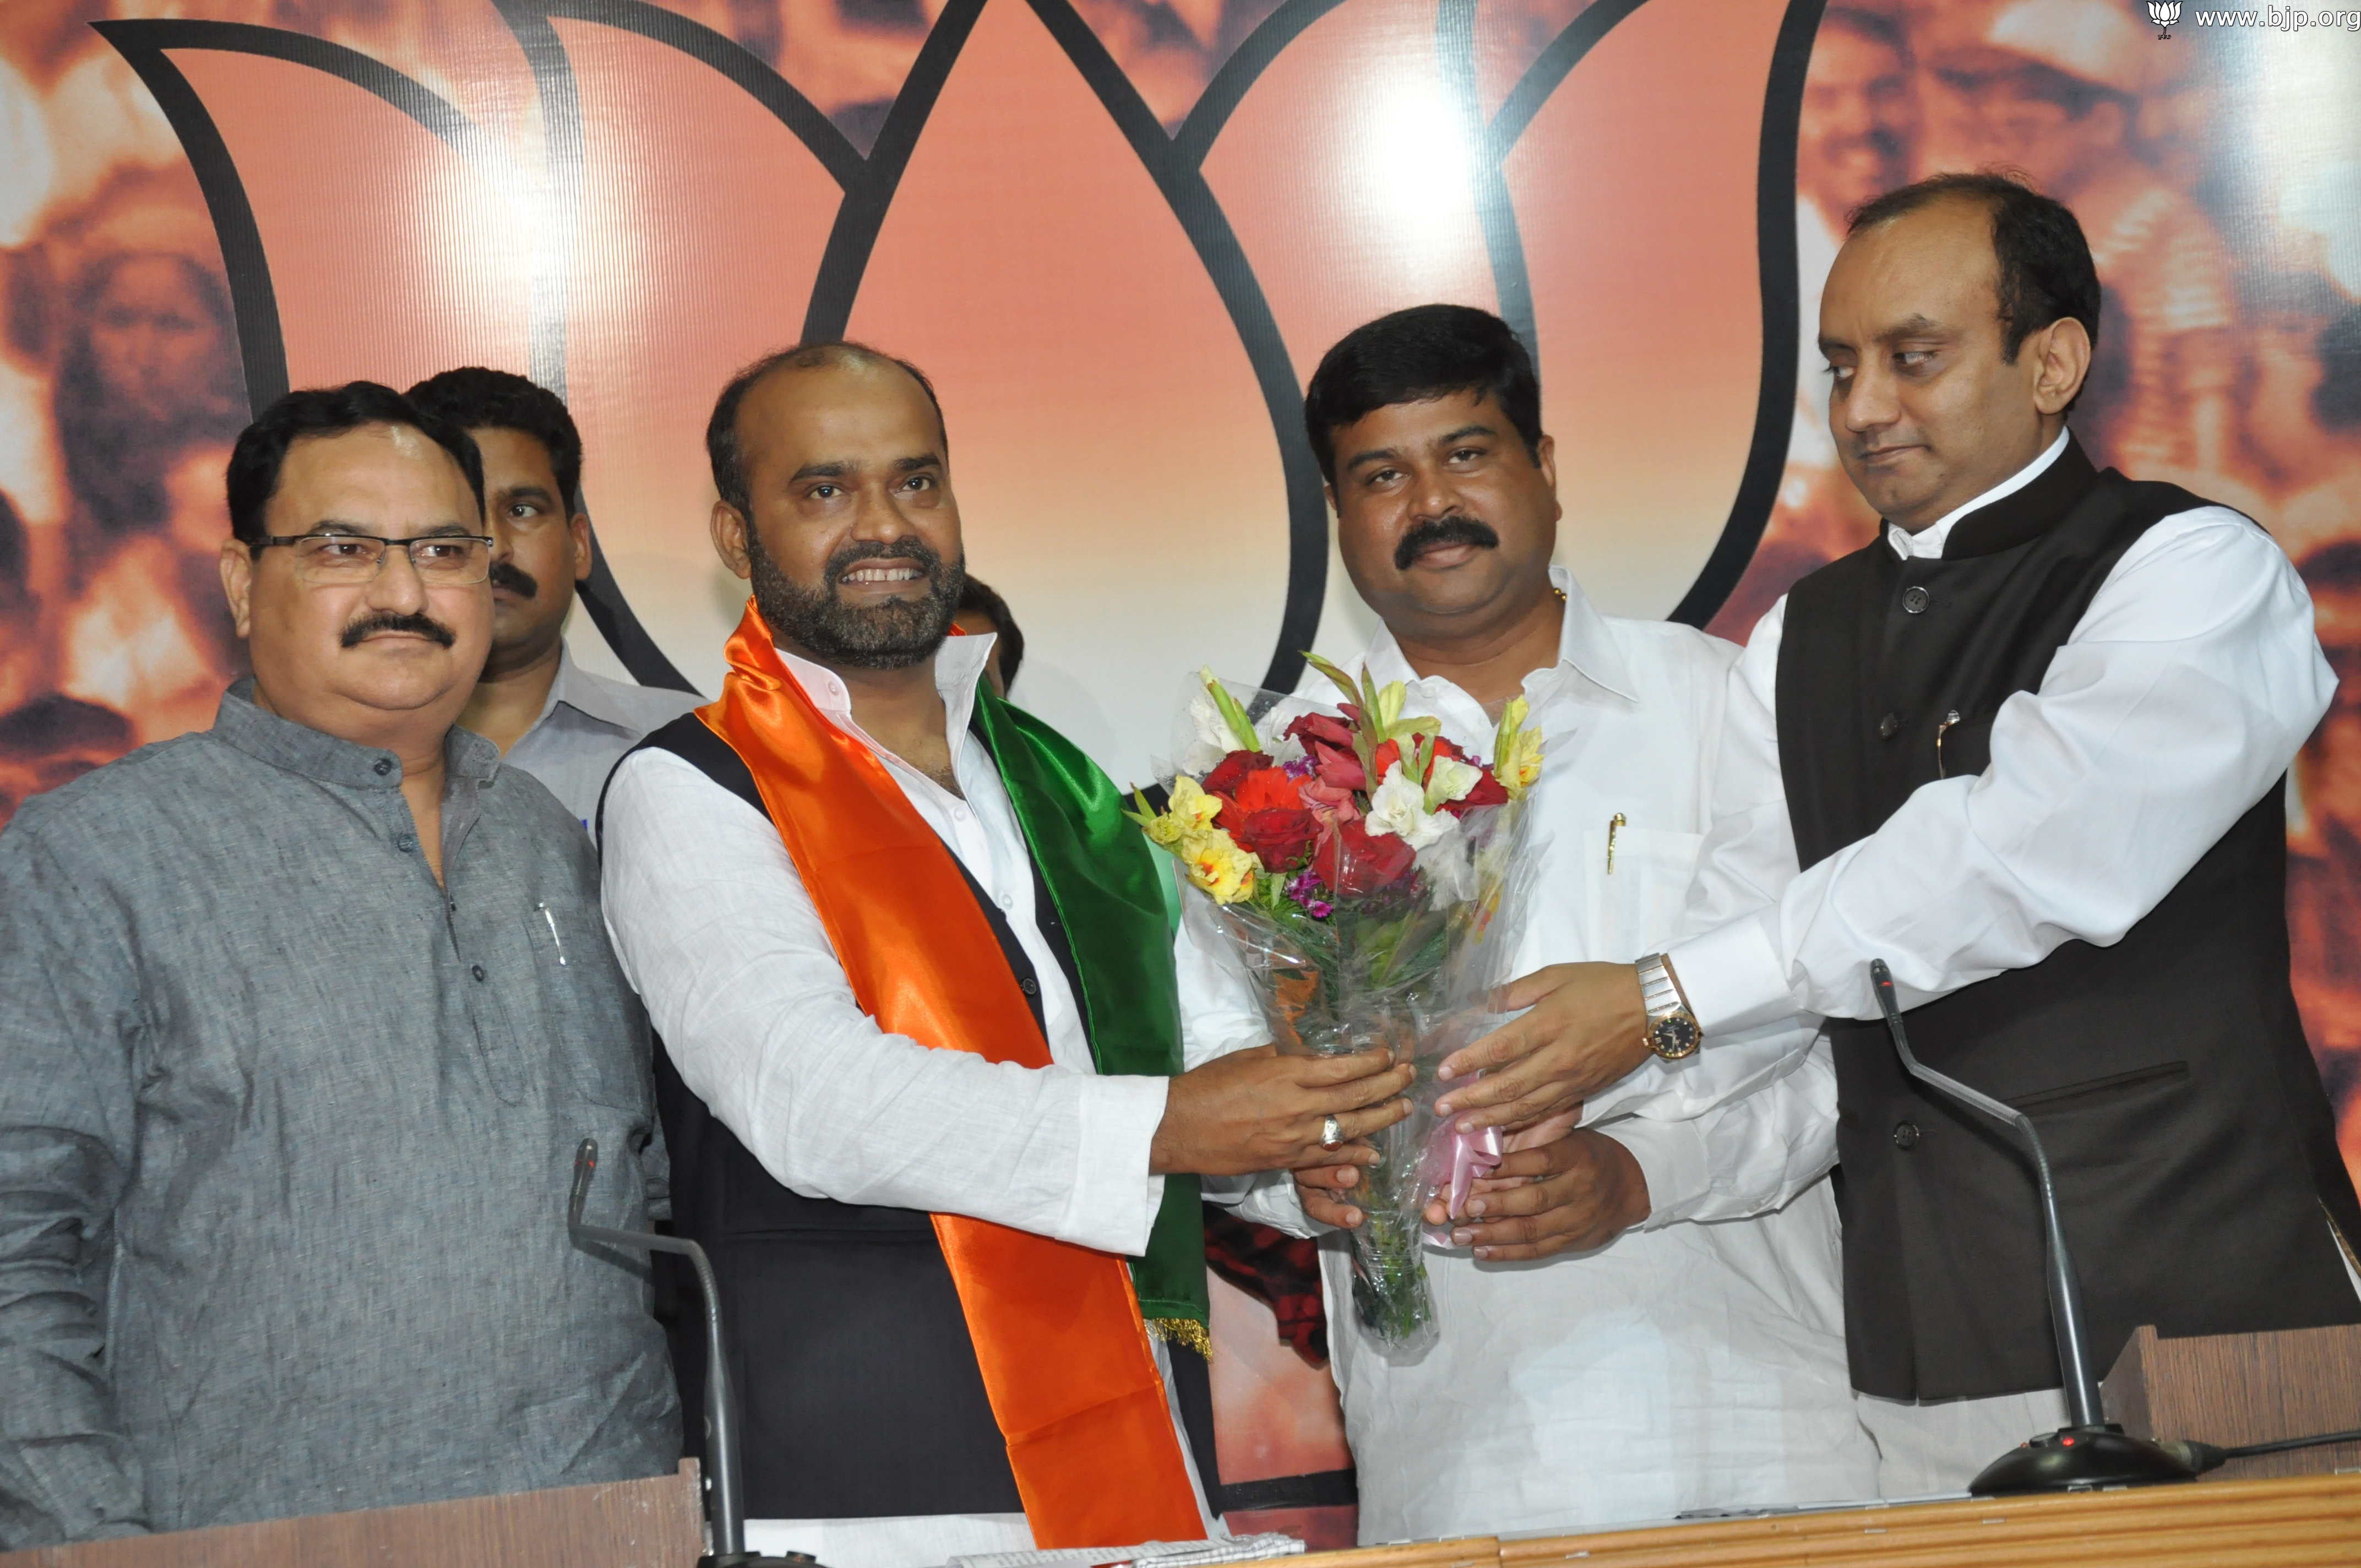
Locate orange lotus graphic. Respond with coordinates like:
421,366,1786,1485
70,0,1807,792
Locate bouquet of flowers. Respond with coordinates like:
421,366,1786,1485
1128,659,1545,1357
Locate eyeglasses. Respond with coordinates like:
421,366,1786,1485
259,531,497,586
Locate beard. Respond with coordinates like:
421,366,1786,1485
747,530,965,671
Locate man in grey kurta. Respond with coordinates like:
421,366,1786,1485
0,382,678,1548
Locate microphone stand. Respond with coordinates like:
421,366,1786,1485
570,1137,815,1566
1869,961,2193,1495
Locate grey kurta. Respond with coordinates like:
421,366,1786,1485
0,681,678,1548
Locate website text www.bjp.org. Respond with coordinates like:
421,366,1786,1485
2193,7,2361,28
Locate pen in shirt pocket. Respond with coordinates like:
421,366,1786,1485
1607,812,1626,873
536,901,569,967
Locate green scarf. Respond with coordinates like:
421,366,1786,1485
972,690,1211,1348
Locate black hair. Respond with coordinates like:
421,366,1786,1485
1848,171,2103,371
404,366,584,513
226,381,485,547
706,341,946,514
957,574,1024,689
1302,304,1542,488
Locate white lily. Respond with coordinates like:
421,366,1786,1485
1364,762,1455,850
1423,754,1481,812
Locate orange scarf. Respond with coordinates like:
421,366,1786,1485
700,602,1202,1547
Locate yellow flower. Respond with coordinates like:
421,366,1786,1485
1180,828,1259,903
1167,775,1224,832
1492,696,1546,801
1127,775,1224,848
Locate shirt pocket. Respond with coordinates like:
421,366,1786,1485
1578,825,1705,960
517,903,652,1116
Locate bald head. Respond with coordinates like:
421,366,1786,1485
708,341,946,512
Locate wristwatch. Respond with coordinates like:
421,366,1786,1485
1636,953,1701,1060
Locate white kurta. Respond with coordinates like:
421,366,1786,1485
1180,569,1878,1542
600,632,1217,1568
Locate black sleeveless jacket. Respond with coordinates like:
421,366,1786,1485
1774,440,2361,1401
602,713,1086,1518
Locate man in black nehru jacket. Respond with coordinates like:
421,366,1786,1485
1430,172,2361,1495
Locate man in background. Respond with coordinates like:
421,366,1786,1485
2292,540,2361,1167
1712,4,1921,640
0,382,677,1547
406,367,699,826
953,574,1024,698
1918,0,2238,480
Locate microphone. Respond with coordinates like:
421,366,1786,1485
570,1136,816,1567
1868,960,2193,1494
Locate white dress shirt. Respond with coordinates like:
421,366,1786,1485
502,641,702,828
1179,568,1877,1541
1669,429,2336,1033
1644,432,2338,1231
600,631,1208,1565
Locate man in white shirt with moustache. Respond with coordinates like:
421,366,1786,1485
404,368,698,827
1431,176,2361,1496
1183,305,1876,1540
597,342,1414,1566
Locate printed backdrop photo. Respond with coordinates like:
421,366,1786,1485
2,0,2358,1544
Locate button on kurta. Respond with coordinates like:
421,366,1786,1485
395,835,415,853
1893,1121,1921,1149
471,963,486,981
1902,586,1930,614
1879,712,1902,739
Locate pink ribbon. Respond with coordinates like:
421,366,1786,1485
1418,1121,1503,1245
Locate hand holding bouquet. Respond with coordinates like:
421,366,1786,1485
1129,660,1544,1356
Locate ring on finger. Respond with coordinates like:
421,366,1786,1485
1320,1114,1344,1150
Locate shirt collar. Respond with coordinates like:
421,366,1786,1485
1886,427,2070,561
537,642,636,733
1359,564,1637,705
209,677,499,789
772,629,995,752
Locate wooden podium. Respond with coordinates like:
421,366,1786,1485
2104,1321,2361,1480
0,1460,706,1567
1261,1473,2361,1567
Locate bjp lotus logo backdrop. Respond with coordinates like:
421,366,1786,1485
67,0,1813,788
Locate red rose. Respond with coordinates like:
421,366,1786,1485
1441,768,1511,816
1284,712,1355,751
1202,750,1270,799
1230,767,1307,815
1233,807,1320,870
1316,818,1417,896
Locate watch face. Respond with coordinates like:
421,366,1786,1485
1652,1015,1701,1060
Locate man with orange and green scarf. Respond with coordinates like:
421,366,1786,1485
597,343,1412,1568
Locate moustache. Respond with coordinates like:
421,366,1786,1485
341,611,458,650
1395,514,1501,572
488,560,538,598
